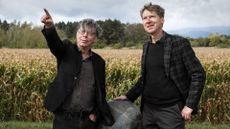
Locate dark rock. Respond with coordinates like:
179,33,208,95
100,100,141,129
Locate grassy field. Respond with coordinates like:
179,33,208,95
0,121,229,129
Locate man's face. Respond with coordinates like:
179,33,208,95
76,27,97,49
142,10,164,35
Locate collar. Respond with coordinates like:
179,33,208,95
148,31,167,44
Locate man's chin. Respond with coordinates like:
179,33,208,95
79,43,88,47
145,29,155,33
148,31,156,34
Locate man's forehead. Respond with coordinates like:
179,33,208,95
80,26,96,30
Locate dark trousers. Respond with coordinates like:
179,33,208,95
53,112,96,129
142,102,185,129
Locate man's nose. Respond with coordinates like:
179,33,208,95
82,32,88,36
145,19,152,24
146,17,152,22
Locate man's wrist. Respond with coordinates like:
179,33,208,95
44,24,54,29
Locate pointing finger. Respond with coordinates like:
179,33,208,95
44,8,51,17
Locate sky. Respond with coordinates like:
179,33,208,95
0,0,229,31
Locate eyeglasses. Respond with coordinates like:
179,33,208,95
78,29,96,37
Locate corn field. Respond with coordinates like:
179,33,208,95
0,48,229,124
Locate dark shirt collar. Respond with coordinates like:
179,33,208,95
87,49,93,57
83,49,93,61
74,45,93,61
159,31,166,42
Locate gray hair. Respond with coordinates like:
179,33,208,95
77,18,102,37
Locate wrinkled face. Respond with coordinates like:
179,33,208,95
142,10,164,35
76,27,97,49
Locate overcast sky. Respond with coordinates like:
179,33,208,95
0,0,229,31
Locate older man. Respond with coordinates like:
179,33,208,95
41,9,114,129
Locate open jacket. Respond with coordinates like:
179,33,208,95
42,26,114,126
126,32,206,113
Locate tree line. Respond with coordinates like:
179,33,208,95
0,19,230,48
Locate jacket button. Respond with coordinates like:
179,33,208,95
74,77,77,80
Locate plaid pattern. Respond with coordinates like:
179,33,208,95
126,32,206,113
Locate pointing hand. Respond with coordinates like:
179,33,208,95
41,8,53,28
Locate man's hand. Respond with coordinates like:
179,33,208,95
89,114,96,122
114,95,128,100
41,8,53,28
181,106,193,121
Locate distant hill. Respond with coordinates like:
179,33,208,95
168,26,230,38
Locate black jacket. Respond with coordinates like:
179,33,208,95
42,26,114,126
126,32,206,113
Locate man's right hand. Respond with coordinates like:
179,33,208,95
41,8,53,28
114,95,128,100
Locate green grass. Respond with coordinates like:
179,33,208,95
0,121,229,129
186,122,230,129
0,121,51,129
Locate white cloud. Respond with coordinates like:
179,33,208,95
0,0,229,30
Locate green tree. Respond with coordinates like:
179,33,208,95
0,20,9,32
209,33,221,47
98,19,124,45
193,38,210,47
0,29,7,47
5,21,47,48
124,23,147,46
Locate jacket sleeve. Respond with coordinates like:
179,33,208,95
96,58,115,126
125,77,143,102
181,39,206,110
42,26,67,59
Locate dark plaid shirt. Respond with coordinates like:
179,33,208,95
126,32,206,113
